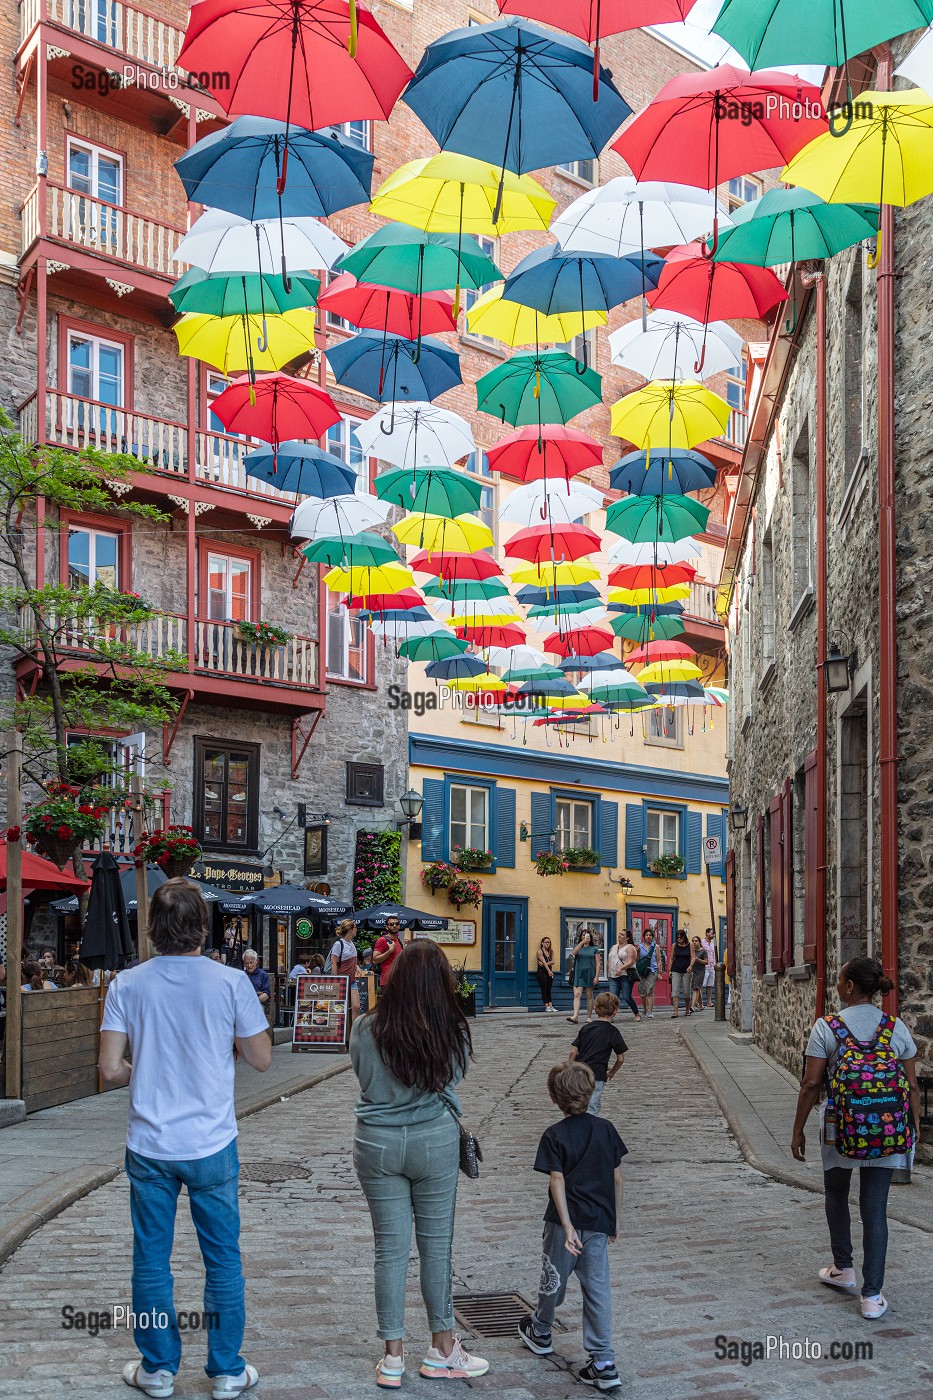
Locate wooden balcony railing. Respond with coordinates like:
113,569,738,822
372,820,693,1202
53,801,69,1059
724,407,748,450
683,582,721,624
20,183,184,277
21,0,185,70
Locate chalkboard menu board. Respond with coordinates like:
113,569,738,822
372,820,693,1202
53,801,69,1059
291,975,349,1053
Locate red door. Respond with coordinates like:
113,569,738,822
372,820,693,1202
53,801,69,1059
629,908,675,1005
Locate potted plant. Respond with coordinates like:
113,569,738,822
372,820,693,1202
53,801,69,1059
563,845,600,869
451,845,494,872
235,620,292,678
136,825,203,879
421,860,458,895
650,852,685,878
448,876,482,909
24,783,110,868
534,849,570,877
451,961,477,1018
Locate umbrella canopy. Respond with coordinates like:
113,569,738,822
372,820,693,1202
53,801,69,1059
711,0,933,72
292,492,392,541
610,610,685,641
606,494,710,542
510,560,600,586
466,286,606,347
173,209,349,274
712,188,880,267
371,153,555,235
648,243,788,322
173,309,317,374
609,312,743,382
410,550,501,580
374,466,483,516
517,675,582,699
559,650,625,672
50,862,166,917
351,901,448,930
317,275,457,337
486,424,602,483
323,562,415,594
3,840,90,893
486,644,552,669
608,562,697,588
496,0,698,43
610,381,731,451
503,521,602,564
425,653,489,680
352,589,425,613
476,352,602,427
456,623,527,647
424,578,510,602
175,117,374,220
169,269,323,318
515,584,600,605
609,582,691,606
897,27,933,89
551,176,728,258
246,883,351,916
628,640,697,664
609,447,717,495
209,372,340,443
326,331,462,403
79,851,134,971
244,442,356,496
337,225,502,293
543,625,615,656
608,537,700,566
502,245,664,318
354,401,475,470
398,631,469,661
498,480,604,526
637,659,703,683
392,514,496,554
178,0,413,130
301,532,399,568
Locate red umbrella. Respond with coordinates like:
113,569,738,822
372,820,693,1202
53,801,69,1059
647,243,788,343
533,703,607,725
348,589,424,611
614,67,827,253
503,522,602,565
318,274,457,337
410,550,502,581
179,0,412,138
210,372,341,443
608,562,697,589
627,639,697,664
486,425,603,484
456,623,526,647
0,840,90,893
543,625,616,657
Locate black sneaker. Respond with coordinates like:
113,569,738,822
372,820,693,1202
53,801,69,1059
578,1359,621,1391
518,1315,553,1355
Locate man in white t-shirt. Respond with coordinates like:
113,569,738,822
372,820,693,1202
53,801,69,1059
99,879,270,1400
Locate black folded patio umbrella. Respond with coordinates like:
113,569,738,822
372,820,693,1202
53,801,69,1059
50,861,167,917
351,901,448,931
79,851,136,970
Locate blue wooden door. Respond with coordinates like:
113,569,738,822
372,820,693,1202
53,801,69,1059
482,897,528,1007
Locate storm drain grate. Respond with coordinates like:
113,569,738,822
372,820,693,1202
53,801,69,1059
239,1161,311,1183
453,1292,536,1338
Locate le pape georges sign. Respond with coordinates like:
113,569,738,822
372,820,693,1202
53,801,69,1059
193,856,268,892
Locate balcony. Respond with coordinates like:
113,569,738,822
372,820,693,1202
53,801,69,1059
681,581,727,655
21,183,184,281
21,0,185,71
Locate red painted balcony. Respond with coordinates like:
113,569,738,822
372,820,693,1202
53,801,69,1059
21,182,184,283
21,0,185,73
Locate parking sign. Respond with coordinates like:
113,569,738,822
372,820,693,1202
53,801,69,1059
703,835,722,866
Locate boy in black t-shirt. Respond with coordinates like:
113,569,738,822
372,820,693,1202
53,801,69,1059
518,1061,627,1393
569,992,628,1116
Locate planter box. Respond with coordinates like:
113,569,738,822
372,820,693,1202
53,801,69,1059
458,991,477,1019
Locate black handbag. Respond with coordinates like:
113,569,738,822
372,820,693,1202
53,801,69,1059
441,1096,483,1179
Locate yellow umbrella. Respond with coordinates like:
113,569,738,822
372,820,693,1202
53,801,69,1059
636,660,704,684
392,514,495,553
173,309,316,373
323,563,415,594
608,584,692,606
510,561,601,587
370,153,555,236
538,693,589,710
610,381,731,450
445,672,508,692
447,612,521,627
466,286,607,348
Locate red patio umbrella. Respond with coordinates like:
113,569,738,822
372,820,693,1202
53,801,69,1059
543,625,616,657
456,623,527,647
608,562,697,589
210,372,341,443
503,522,602,565
647,243,787,369
318,274,457,337
409,550,502,581
0,841,90,892
486,425,603,484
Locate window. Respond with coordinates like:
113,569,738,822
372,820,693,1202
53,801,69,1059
727,176,762,211
66,139,122,250
462,235,500,347
838,699,870,963
66,731,143,852
760,529,775,671
646,808,680,866
194,739,260,852
449,783,488,853
555,798,592,852
843,253,867,488
558,157,597,185
346,761,384,806
791,420,813,601
323,271,353,333
326,596,367,682
67,525,120,589
66,329,125,438
554,328,596,372
326,414,370,491
463,450,495,535
725,366,746,447
69,0,118,50
336,120,371,151
205,552,252,622
643,706,684,748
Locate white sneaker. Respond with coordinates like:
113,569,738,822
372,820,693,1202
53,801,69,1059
212,1364,259,1398
122,1363,174,1398
861,1293,888,1320
420,1336,489,1379
376,1352,405,1389
819,1265,856,1291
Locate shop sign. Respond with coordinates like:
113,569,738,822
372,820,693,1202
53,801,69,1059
193,857,267,892
292,975,349,1053
295,918,313,940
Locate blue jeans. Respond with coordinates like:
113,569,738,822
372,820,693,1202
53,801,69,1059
353,1114,460,1340
534,1222,614,1366
125,1140,245,1378
587,1081,605,1116
824,1167,895,1297
609,975,639,1016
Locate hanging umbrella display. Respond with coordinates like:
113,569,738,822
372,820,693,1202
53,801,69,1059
209,371,340,444
317,275,457,338
608,537,700,566
292,492,393,541
503,521,602,564
173,308,317,376
401,17,632,221
498,480,604,526
371,615,443,640
475,352,602,434
486,644,552,669
424,578,510,602
466,287,606,347
456,623,527,647
398,631,469,661
610,381,732,451
517,675,583,699
323,563,415,597
543,625,615,656
516,584,601,606
647,244,788,368
244,442,356,496
628,640,697,664
584,676,651,707
502,246,664,348
510,560,601,586
354,401,475,470
374,466,483,516
610,610,685,641
644,680,708,703
609,582,692,606
79,851,135,971
608,562,697,588
606,494,710,543
337,226,501,296
178,0,413,132
425,653,489,680
326,331,462,403
609,447,717,495
527,598,606,621
445,671,509,692
559,651,625,672
301,532,399,568
637,659,704,683
351,588,425,613
371,152,555,235
614,68,827,254
410,549,501,581
392,514,496,554
551,176,727,258
486,424,602,483
609,312,743,383
712,188,880,267
173,208,349,275
169,269,320,318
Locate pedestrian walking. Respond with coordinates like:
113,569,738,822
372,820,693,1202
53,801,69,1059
536,937,556,1012
701,928,717,1008
517,1061,626,1392
328,918,361,1024
669,931,693,1018
98,878,271,1399
635,930,659,1019
567,929,602,1024
568,993,628,1116
372,916,405,985
690,936,708,1012
350,938,489,1388
792,957,920,1320
606,930,641,1022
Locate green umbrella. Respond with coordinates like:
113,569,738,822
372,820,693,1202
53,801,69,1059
610,613,686,642
168,268,320,317
713,189,879,267
588,680,651,708
337,225,501,293
526,599,604,620
476,352,602,441
398,631,469,662
606,494,710,544
500,664,565,683
374,466,484,517
300,532,399,568
422,578,510,601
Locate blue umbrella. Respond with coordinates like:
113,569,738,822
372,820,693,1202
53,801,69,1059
516,583,601,605
517,675,581,698
608,601,685,617
502,247,665,331
360,607,435,623
558,651,625,672
402,18,632,221
326,331,462,405
609,448,718,497
244,442,356,497
425,654,488,680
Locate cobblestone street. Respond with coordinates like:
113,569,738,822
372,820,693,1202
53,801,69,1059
1,1016,930,1400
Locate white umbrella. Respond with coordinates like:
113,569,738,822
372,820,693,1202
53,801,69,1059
580,667,641,690
525,606,607,631
895,29,933,90
432,598,523,621
608,312,744,382
498,481,605,526
290,493,392,540
354,402,476,470
608,537,701,567
173,208,349,274
551,178,732,259
371,617,446,641
485,645,550,670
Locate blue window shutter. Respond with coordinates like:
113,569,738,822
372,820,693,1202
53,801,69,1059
598,800,618,868
625,804,644,870
421,778,446,862
686,811,702,874
495,786,516,867
530,791,551,857
706,811,726,880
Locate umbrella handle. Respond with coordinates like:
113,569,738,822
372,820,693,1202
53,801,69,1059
378,414,394,436
693,342,707,375
592,44,600,103
347,0,358,57
258,316,269,354
702,213,718,261
867,230,881,271
829,100,854,138
499,402,508,425
281,254,292,297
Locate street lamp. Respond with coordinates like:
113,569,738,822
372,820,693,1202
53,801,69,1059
398,788,423,839
729,803,748,831
607,872,634,894
825,644,851,694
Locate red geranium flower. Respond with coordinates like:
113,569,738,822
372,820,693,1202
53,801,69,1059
57,825,74,839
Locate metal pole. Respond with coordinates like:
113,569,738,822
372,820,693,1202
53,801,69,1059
714,962,726,1021
132,775,150,962
5,732,24,1100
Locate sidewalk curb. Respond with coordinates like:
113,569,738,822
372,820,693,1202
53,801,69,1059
0,1060,351,1270
678,1026,933,1236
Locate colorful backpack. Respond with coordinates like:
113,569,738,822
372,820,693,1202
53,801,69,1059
825,1014,914,1159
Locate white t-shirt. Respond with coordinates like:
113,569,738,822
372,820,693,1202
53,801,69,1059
101,955,269,1161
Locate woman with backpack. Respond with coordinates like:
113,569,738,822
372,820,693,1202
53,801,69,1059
329,918,361,1025
791,957,921,1320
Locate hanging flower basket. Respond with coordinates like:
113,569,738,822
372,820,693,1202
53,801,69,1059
135,826,203,879
451,845,494,872
24,784,109,869
421,860,458,895
448,876,482,909
534,850,570,877
650,853,685,877
563,845,600,869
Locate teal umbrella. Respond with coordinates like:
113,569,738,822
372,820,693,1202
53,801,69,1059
398,631,469,662
422,578,511,601
374,466,483,517
300,532,399,568
606,494,710,543
168,268,320,316
476,352,601,448
610,612,686,642
526,599,605,620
